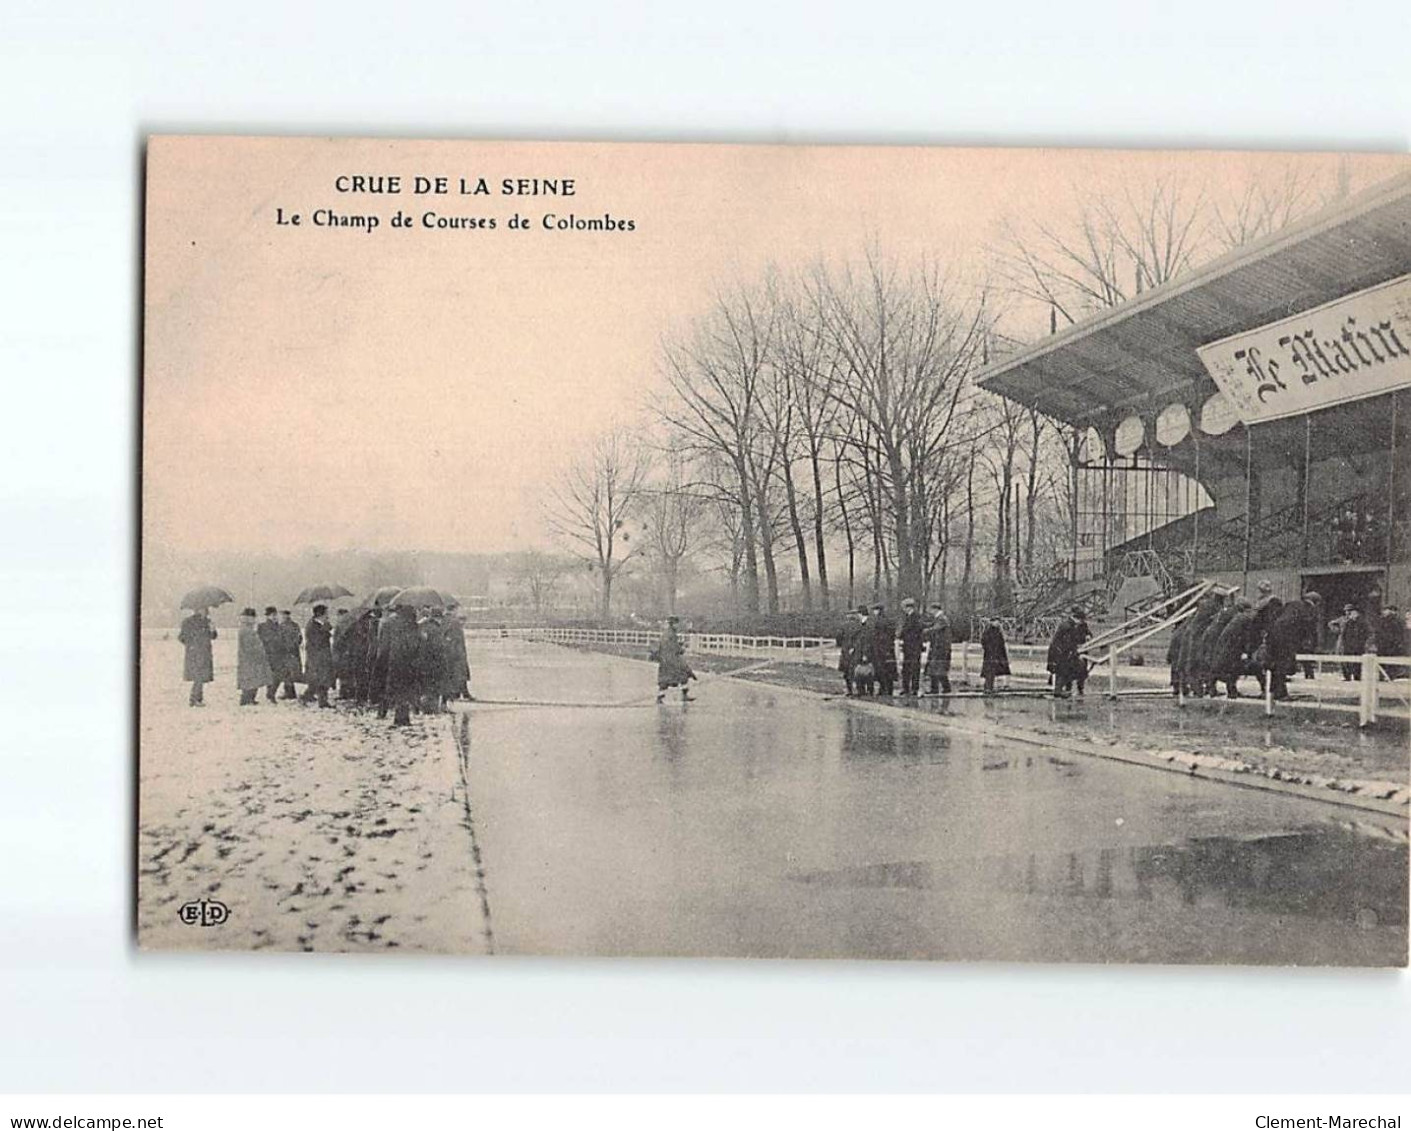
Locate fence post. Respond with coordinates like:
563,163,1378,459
1108,649,1117,698
1264,676,1273,717
1359,651,1376,727
960,643,969,683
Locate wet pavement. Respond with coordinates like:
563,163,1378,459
461,639,1408,965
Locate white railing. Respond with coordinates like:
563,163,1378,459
470,625,1409,726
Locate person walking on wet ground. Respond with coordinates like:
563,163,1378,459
653,615,697,703
836,608,863,696
178,605,216,706
898,597,925,697
236,607,274,706
980,618,1009,695
300,604,335,708
1047,607,1090,698
1265,591,1321,700
276,609,302,699
256,606,282,702
871,603,898,697
923,605,952,694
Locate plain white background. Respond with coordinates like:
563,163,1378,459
1,0,1408,1094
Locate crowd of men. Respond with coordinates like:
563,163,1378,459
1166,583,1407,701
178,600,472,725
826,582,1408,707
836,598,964,698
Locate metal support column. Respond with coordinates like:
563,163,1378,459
1389,391,1400,564
1192,426,1201,574
1301,413,1312,566
1242,424,1254,588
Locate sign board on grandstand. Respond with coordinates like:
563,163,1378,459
1196,272,1411,425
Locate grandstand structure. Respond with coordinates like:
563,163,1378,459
979,172,1411,639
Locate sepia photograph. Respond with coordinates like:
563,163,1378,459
139,136,1410,966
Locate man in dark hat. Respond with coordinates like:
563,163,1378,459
381,603,424,726
835,608,863,696
256,606,282,703
177,605,216,707
276,610,302,699
898,596,925,697
852,606,876,696
236,607,274,705
1376,604,1407,680
332,606,355,698
1265,591,1321,700
301,604,335,708
924,604,953,694
1046,606,1090,698
417,606,451,712
870,603,897,697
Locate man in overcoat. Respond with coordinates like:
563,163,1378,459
256,606,282,702
1214,597,1258,698
870,603,897,697
236,607,274,705
417,607,451,712
276,610,302,699
381,604,424,726
178,606,217,706
331,607,355,698
835,610,862,696
852,607,876,696
897,597,925,697
1179,592,1221,697
654,615,697,703
1196,599,1237,697
1265,591,1321,700
980,619,1010,695
443,611,471,701
923,605,952,694
300,604,335,708
1046,608,1089,698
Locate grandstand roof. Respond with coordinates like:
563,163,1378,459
978,172,1411,427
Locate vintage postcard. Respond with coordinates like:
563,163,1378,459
140,136,1410,963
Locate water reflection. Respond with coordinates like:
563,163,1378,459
786,829,1406,929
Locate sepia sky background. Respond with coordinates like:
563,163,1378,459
142,138,1406,557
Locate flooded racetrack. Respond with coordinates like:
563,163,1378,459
459,640,1408,965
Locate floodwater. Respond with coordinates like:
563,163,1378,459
460,641,1409,965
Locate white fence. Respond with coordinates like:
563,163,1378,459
477,625,1410,727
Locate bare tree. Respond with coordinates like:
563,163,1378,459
645,456,708,616
546,426,651,620
508,550,567,617
996,173,1207,325
817,248,988,602
1209,161,1341,251
655,285,777,614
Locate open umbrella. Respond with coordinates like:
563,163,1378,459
179,584,234,610
293,583,354,606
364,585,405,608
386,585,450,608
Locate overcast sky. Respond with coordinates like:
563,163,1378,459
142,138,1404,556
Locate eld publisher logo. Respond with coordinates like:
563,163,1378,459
178,898,230,927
